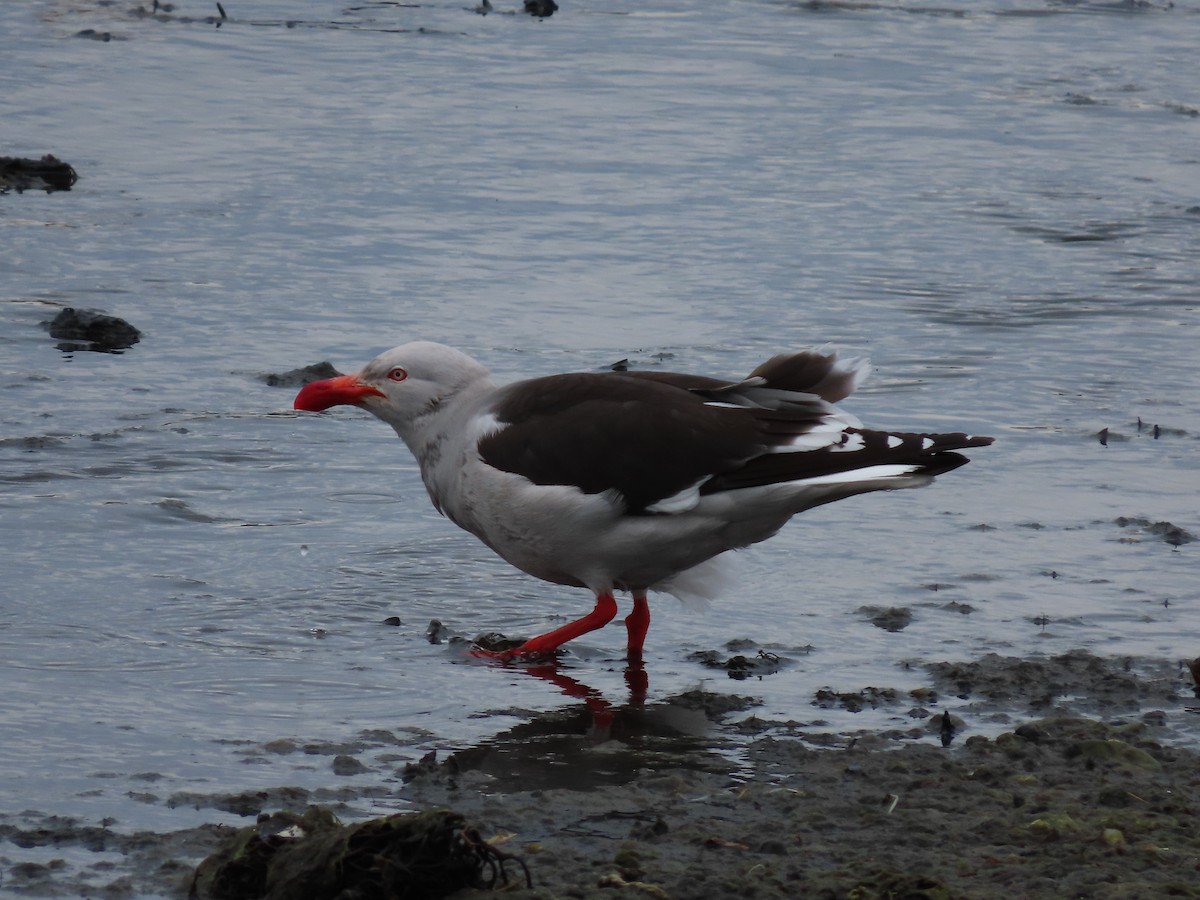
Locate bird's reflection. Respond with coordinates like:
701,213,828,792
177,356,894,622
515,659,647,739
435,657,739,792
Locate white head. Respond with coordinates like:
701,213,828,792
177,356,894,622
293,341,492,435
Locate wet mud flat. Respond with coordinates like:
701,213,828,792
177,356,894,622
4,650,1199,899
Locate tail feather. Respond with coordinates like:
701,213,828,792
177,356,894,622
748,349,870,403
615,348,870,409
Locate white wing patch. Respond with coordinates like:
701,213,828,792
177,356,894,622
830,433,866,453
645,480,705,514
887,435,904,449
774,418,857,453
792,463,923,486
466,412,506,446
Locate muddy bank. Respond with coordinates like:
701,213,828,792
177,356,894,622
401,713,1200,900
2,650,1198,898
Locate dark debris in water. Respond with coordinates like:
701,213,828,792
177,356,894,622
260,361,342,388
813,686,900,713
471,630,526,653
858,605,913,632
42,307,141,353
190,806,530,900
402,749,444,783
1099,417,1189,445
112,0,487,34
688,646,786,679
938,709,956,747
74,27,123,41
1114,516,1195,547
127,1,233,29
0,154,78,193
523,0,558,16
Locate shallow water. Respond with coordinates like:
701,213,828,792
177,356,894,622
2,0,1198,880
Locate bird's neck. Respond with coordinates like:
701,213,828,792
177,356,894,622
393,379,495,515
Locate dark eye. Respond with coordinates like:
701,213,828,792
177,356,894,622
387,367,408,382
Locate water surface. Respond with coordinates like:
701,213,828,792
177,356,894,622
2,0,1197,880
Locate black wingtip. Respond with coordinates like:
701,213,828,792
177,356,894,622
916,450,973,478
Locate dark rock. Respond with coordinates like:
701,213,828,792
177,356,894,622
758,839,788,855
402,749,441,782
860,605,913,632
428,619,452,644
43,307,141,352
524,0,557,16
1064,738,1161,772
813,686,899,713
670,689,760,718
261,362,342,388
331,755,369,776
73,28,116,41
688,648,784,679
1141,709,1167,727
1114,517,1196,547
1014,723,1049,743
0,154,78,193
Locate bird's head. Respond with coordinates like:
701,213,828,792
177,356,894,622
293,341,491,430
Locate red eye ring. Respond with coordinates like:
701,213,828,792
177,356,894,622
387,367,408,382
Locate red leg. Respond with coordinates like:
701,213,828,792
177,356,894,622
624,590,650,663
472,592,618,661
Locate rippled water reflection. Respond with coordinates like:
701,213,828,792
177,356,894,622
2,0,1197,868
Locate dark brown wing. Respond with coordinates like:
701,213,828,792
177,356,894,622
478,367,992,515
478,373,829,513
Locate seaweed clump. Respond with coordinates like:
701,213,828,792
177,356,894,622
190,806,530,900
